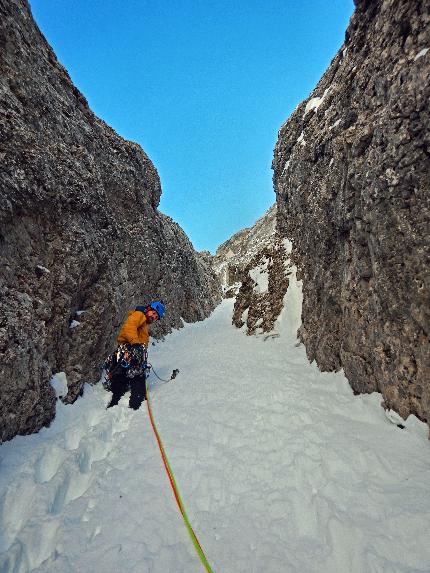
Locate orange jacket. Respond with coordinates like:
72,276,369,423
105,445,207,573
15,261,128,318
117,310,149,348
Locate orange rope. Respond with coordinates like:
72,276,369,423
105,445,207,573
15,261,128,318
145,384,215,572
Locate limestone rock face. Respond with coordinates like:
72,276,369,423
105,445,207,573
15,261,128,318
231,236,291,337
213,205,277,291
0,0,221,442
213,205,290,336
273,0,430,426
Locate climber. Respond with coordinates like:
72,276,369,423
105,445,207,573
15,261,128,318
105,301,165,410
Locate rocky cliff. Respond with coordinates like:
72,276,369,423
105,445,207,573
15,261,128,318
213,205,277,292
213,205,291,336
273,0,430,427
0,0,221,442
231,235,291,337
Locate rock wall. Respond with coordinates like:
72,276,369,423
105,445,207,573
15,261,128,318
273,0,430,426
232,236,291,337
213,205,277,294
213,205,290,336
0,0,221,442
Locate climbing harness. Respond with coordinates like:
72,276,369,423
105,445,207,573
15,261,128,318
102,344,148,391
145,380,215,573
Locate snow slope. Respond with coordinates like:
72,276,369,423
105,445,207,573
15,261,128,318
1,274,429,573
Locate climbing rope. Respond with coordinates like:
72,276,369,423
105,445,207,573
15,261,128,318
145,380,215,573
147,363,179,383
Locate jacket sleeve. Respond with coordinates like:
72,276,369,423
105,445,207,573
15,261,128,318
121,311,146,344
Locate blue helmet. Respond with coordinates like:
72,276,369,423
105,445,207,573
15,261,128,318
149,300,165,319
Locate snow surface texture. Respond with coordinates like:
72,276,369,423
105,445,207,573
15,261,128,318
1,274,429,573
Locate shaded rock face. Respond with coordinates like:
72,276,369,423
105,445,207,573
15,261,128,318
232,237,291,337
214,205,290,336
213,205,277,292
0,0,221,442
273,0,430,426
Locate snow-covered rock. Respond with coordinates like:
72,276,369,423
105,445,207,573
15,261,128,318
232,237,292,336
212,205,293,335
212,204,277,291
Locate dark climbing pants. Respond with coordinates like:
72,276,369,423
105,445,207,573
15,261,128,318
107,369,147,410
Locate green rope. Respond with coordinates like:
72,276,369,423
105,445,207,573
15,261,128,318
146,383,215,573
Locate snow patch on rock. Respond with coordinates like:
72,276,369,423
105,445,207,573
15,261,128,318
50,372,68,399
249,258,269,293
414,47,429,61
304,88,330,116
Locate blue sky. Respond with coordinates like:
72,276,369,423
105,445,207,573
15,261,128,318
30,0,354,253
